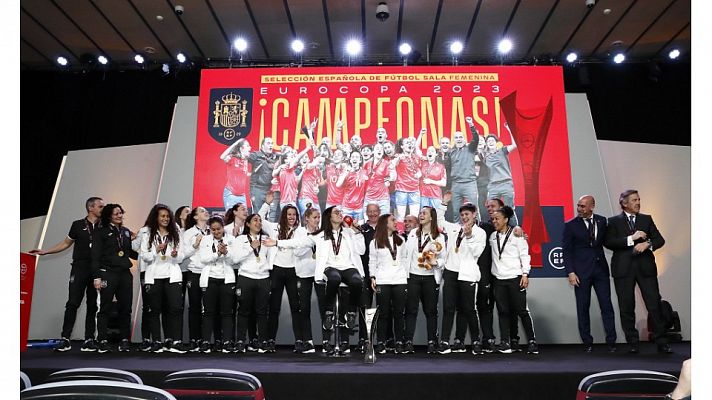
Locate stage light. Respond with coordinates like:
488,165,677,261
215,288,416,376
134,54,145,64
97,55,108,65
56,56,68,66
613,53,625,64
176,53,186,63
346,39,362,56
234,38,248,52
449,41,463,55
668,49,680,60
566,52,578,63
399,43,412,56
291,39,305,53
498,39,513,54
162,63,170,73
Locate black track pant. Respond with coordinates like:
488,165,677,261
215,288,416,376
323,267,363,313
405,274,439,342
268,266,300,341
139,272,172,342
235,276,270,343
144,278,183,342
494,276,535,342
61,262,97,339
202,278,236,343
441,269,461,342
296,277,315,342
476,272,496,341
456,280,480,343
97,268,133,341
375,284,406,344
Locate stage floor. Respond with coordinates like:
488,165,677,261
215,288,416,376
21,342,690,400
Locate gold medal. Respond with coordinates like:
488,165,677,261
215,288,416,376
392,259,398,266
118,251,124,257
256,256,261,262
335,255,340,261
161,255,167,261
312,254,316,259
455,247,459,253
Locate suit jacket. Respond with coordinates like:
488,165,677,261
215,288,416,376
603,212,665,278
562,214,609,279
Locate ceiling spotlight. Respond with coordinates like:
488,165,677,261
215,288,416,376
176,53,186,63
449,41,463,55
56,56,68,66
234,38,248,52
97,55,108,65
613,53,625,64
291,39,305,53
566,52,578,63
498,39,513,54
134,54,145,64
668,49,680,60
399,43,412,56
346,39,362,56
162,63,170,73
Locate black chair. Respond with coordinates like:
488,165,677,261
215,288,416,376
20,371,31,391
576,370,678,400
21,380,176,400
161,369,265,400
45,367,143,384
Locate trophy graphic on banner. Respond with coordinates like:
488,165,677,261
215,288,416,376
499,91,554,266
361,307,379,363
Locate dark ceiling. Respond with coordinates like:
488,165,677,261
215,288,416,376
20,0,691,70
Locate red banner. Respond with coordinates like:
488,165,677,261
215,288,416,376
193,66,573,271
20,252,37,351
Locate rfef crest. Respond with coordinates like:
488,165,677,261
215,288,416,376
208,88,253,145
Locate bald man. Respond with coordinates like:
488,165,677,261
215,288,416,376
562,195,617,352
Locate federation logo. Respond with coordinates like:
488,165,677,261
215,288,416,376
548,246,565,270
209,88,253,145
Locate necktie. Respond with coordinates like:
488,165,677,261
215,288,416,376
586,218,595,245
628,215,636,232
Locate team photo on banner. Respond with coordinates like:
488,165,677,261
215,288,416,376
193,66,573,275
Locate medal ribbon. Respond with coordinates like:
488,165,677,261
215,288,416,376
385,234,398,262
417,232,431,253
113,226,124,253
456,228,464,252
496,227,514,260
249,233,262,259
331,229,343,256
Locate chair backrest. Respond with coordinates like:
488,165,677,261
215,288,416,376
45,367,143,384
161,369,265,400
21,380,176,400
20,371,31,391
576,370,679,400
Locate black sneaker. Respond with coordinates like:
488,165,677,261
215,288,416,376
526,340,539,355
497,341,513,354
213,340,223,353
385,338,395,352
510,339,521,353
247,338,259,352
394,341,405,354
294,340,304,353
189,340,200,352
55,338,71,352
338,341,350,354
374,343,386,354
80,339,97,352
345,312,357,330
322,340,334,353
199,341,211,354
140,339,152,352
323,311,335,331
472,341,483,355
118,339,130,352
427,340,438,354
150,342,164,353
222,341,235,353
482,339,496,353
404,341,415,354
163,339,172,351
356,339,366,353
302,341,316,354
235,341,246,353
436,341,451,354
451,340,466,353
267,339,276,353
96,340,111,353
258,341,269,354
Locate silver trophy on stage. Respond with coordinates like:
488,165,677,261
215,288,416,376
361,307,379,363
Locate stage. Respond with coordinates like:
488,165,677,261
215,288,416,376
21,341,689,400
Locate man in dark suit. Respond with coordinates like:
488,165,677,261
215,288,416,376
562,195,617,352
604,189,671,354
